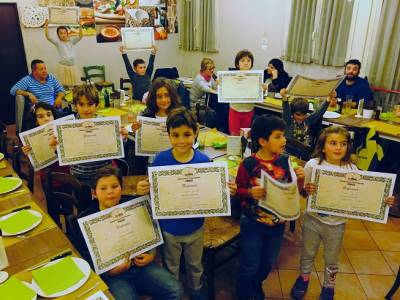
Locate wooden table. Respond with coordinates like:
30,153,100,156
0,159,113,299
255,97,400,142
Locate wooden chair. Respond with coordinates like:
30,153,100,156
152,67,179,81
120,77,132,92
285,137,313,161
82,65,114,91
203,216,240,300
113,158,130,176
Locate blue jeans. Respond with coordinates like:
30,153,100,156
236,214,285,299
102,262,183,300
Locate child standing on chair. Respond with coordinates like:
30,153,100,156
44,20,82,87
290,126,395,300
235,115,305,300
229,50,266,136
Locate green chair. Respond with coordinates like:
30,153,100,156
82,65,114,91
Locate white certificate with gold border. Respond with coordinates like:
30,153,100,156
286,75,345,98
121,27,154,51
19,115,75,171
78,196,163,274
259,161,300,220
48,6,80,25
217,70,264,103
148,162,231,219
135,116,170,156
55,116,124,166
308,165,396,223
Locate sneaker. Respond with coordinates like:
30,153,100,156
290,276,309,299
319,287,334,300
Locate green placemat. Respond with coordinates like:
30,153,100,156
0,210,41,234
0,177,22,194
32,257,85,295
0,276,36,300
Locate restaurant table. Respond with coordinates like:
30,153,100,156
0,159,113,299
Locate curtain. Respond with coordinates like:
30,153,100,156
368,0,400,91
179,0,197,51
314,0,354,66
285,0,317,63
199,0,217,52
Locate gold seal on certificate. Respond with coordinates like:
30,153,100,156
135,116,171,156
259,162,300,220
148,162,231,219
308,165,396,223
286,75,345,98
78,197,163,274
55,116,124,166
48,6,80,25
217,70,264,103
19,115,75,171
121,27,154,51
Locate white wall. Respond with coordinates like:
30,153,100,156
8,0,344,86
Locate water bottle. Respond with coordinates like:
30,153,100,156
104,89,110,108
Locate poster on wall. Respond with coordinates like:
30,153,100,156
166,0,177,33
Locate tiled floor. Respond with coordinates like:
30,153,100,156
8,124,400,300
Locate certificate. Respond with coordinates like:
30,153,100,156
308,165,396,223
148,162,231,219
121,27,154,50
55,116,124,166
48,6,80,25
259,161,300,220
227,135,242,157
217,70,264,103
135,116,170,156
78,197,163,274
286,75,345,98
19,115,75,171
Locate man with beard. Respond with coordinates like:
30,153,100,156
335,59,373,108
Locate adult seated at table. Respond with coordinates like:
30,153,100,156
263,58,292,93
335,59,373,107
10,59,65,108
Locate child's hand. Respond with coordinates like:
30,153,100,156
304,183,317,195
280,88,288,98
108,256,131,276
151,45,158,55
133,253,155,267
294,166,305,181
131,121,141,133
21,145,32,156
120,126,128,140
271,69,278,79
120,45,126,54
249,186,265,200
384,196,396,207
137,179,150,195
227,181,237,196
262,83,268,91
49,136,58,150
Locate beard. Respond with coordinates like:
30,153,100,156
346,73,358,81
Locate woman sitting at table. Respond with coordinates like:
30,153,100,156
264,58,292,93
190,58,217,108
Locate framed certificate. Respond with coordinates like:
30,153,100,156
259,162,300,220
55,116,124,166
19,115,75,171
48,6,80,25
135,116,170,156
308,165,396,223
217,70,264,103
78,197,163,274
148,162,231,219
286,75,345,98
121,27,154,51
226,135,242,157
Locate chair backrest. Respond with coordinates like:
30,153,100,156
153,67,179,81
120,78,132,92
83,65,106,83
285,137,313,161
113,158,129,176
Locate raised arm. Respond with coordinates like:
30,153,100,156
146,46,157,77
44,19,57,45
120,46,136,83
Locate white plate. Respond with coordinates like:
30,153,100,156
124,95,130,101
22,281,38,300
0,177,23,194
0,152,4,160
32,257,91,298
274,93,283,99
323,111,341,119
0,210,43,236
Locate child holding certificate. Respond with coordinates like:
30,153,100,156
229,49,267,136
44,20,82,87
73,166,183,300
234,115,305,300
290,126,395,300
137,108,237,299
